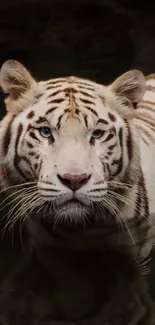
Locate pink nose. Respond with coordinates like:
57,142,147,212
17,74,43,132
57,173,91,191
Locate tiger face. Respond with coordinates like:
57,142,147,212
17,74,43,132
0,61,146,225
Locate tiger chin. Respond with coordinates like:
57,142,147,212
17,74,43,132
0,60,155,260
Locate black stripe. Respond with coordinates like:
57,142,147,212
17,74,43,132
3,115,15,155
29,131,41,142
14,124,29,180
108,143,116,150
84,114,88,128
84,106,98,117
108,112,116,122
47,79,66,85
46,107,58,115
141,175,149,217
36,116,47,124
111,159,120,165
63,87,78,94
27,111,34,119
76,81,94,88
34,163,38,170
124,120,132,161
78,85,94,91
75,108,79,115
101,133,114,143
48,98,64,104
48,90,62,97
46,84,62,90
81,98,94,105
80,90,95,98
56,114,64,129
97,118,108,125
26,141,34,148
111,128,123,176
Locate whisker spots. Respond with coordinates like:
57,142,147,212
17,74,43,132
26,141,34,149
28,152,36,156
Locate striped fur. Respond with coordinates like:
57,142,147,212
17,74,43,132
0,60,155,275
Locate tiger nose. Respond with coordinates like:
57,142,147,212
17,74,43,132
57,173,91,191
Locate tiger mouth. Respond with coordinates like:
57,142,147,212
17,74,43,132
57,198,87,210
59,197,91,209
64,198,81,204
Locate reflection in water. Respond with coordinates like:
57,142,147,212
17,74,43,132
0,244,154,325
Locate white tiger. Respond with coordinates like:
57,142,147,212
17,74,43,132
0,60,155,324
0,60,155,265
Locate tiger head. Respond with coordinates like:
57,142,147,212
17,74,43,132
0,60,146,227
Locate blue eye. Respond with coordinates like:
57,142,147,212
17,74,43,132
39,127,52,138
92,129,104,139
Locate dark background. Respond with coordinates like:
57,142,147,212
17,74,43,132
1,0,155,87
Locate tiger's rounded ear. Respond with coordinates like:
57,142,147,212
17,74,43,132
109,70,146,105
0,60,36,100
0,60,43,113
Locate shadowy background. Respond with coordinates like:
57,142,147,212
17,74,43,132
0,1,155,91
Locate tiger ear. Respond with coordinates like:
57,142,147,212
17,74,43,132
0,60,36,99
109,70,146,105
0,60,42,113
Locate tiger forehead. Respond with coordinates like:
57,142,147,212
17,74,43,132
41,76,106,118
44,76,97,90
44,77,98,99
